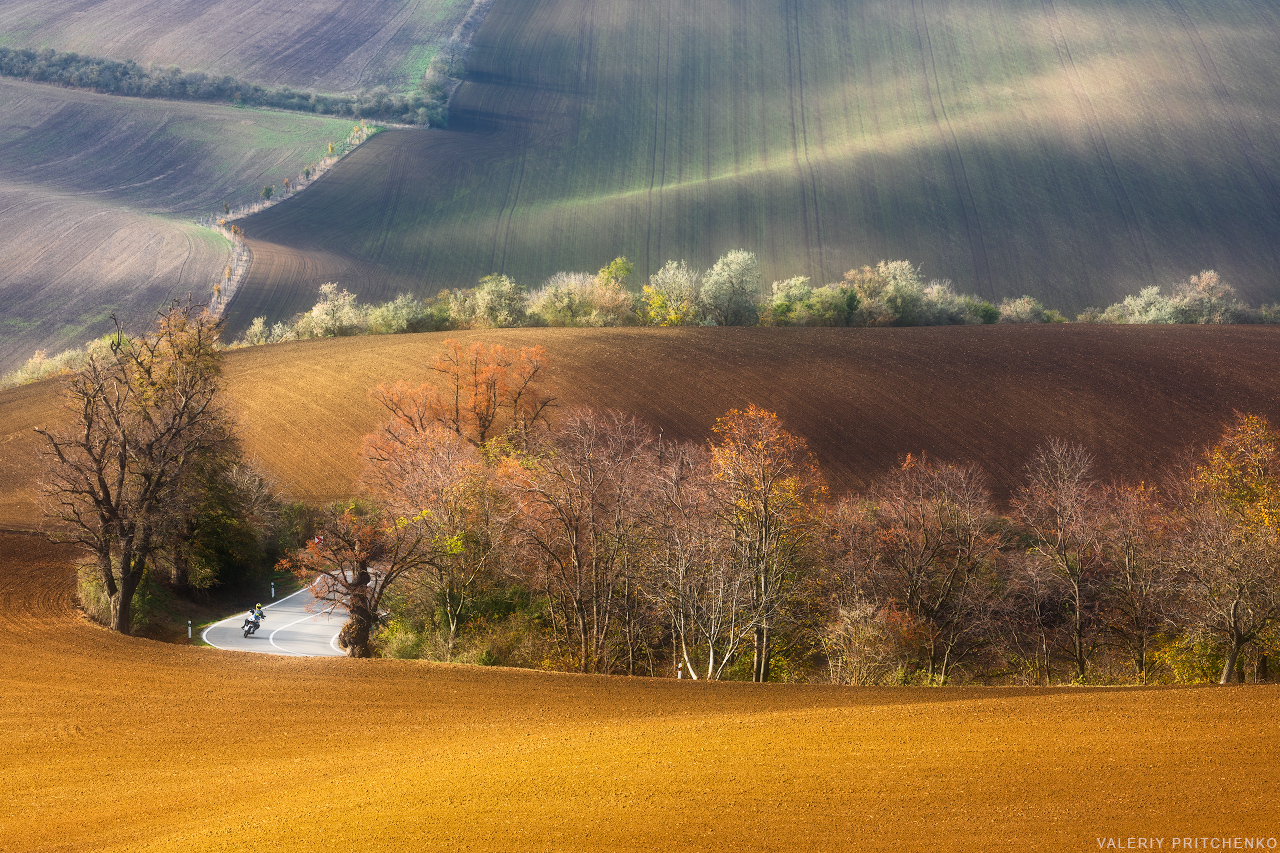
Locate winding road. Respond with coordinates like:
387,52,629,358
202,582,346,656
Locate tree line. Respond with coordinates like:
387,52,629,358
32,307,1280,681
232,254,1280,349
286,340,1280,685
0,46,453,126
6,255,1275,391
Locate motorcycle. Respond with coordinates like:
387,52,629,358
242,612,264,638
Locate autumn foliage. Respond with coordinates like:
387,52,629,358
279,342,1280,680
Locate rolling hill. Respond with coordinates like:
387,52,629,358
0,0,474,94
0,79,357,372
3,325,1280,848
2,530,1275,852
5,324,1280,528
225,0,1280,337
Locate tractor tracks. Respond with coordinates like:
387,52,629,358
1163,0,1280,223
785,0,824,278
644,0,672,273
1039,0,1154,281
910,0,993,291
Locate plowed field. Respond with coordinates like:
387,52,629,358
228,0,1280,337
4,327,1279,850
0,80,355,372
0,0,472,93
5,324,1280,526
2,532,1278,852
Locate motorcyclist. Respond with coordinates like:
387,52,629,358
242,603,265,633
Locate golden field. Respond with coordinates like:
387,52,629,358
3,326,1280,850
2,533,1277,852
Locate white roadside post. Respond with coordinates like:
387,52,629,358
188,620,192,640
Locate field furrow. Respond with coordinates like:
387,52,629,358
221,0,1280,334
0,80,356,371
1164,0,1280,221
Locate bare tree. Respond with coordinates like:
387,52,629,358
852,457,1002,684
37,303,229,633
1014,439,1108,680
508,409,656,673
1000,550,1072,685
1097,482,1177,682
639,443,752,679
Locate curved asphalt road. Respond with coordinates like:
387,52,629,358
202,582,346,656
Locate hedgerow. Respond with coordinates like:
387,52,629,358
6,255,1277,389
0,46,451,126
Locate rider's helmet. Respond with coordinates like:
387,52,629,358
255,603,262,609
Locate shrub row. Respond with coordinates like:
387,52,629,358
232,253,1279,347
0,46,453,126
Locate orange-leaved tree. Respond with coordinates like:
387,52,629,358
369,339,552,453
360,423,508,659
710,405,826,682
279,502,427,658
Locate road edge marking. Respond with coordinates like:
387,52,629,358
200,584,316,651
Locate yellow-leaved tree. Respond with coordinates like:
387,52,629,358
711,405,826,682
1180,413,1280,683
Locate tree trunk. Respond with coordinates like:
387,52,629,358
1072,581,1087,680
96,549,118,599
170,539,190,592
110,566,142,635
339,611,373,658
753,619,771,682
576,602,589,674
1258,654,1270,683
1219,639,1243,685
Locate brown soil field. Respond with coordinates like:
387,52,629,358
0,0,472,93
4,327,1279,850
0,79,354,372
2,533,1278,852
5,324,1280,528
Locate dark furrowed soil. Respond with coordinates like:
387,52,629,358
226,0,1280,336
4,325,1278,527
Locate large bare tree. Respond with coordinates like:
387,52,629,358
639,443,752,680
849,457,1002,685
1014,439,1108,680
37,303,230,634
508,409,656,674
1097,482,1177,683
